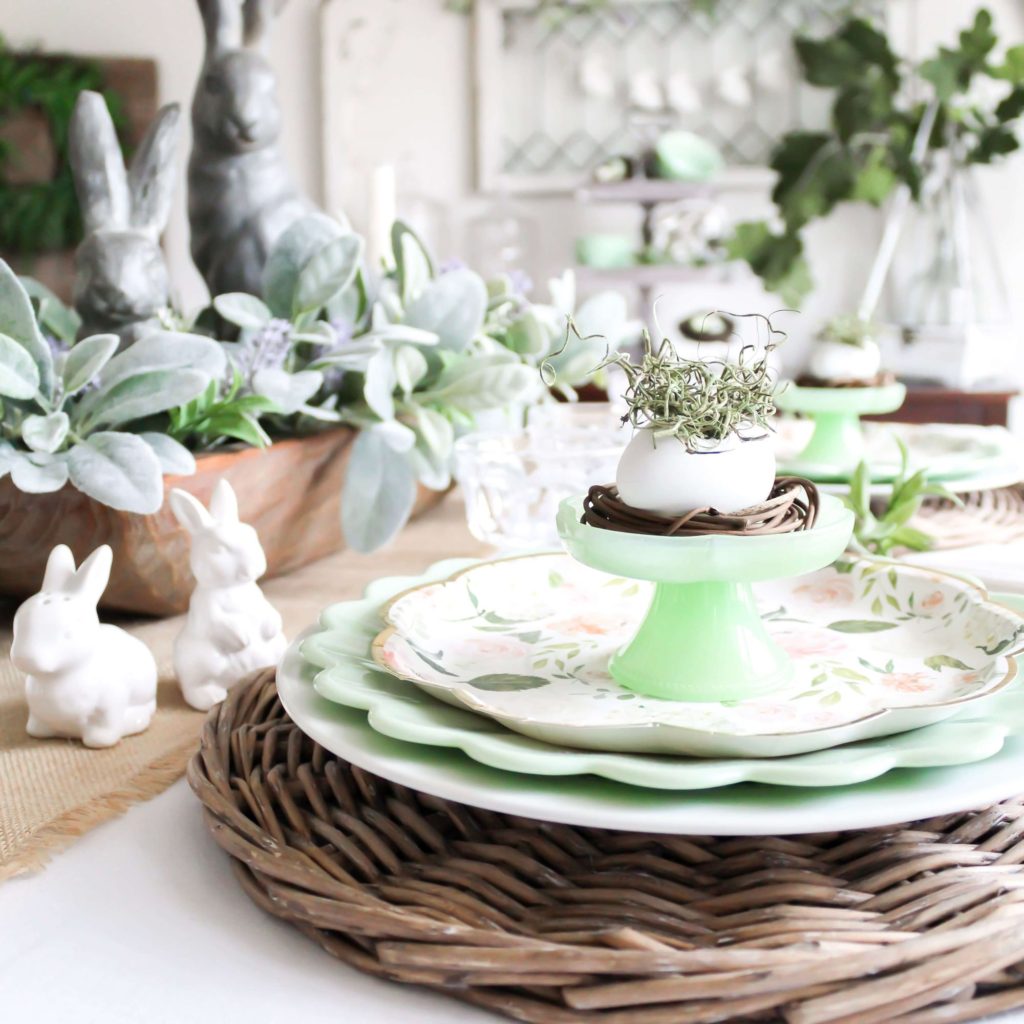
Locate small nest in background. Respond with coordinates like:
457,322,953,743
796,370,897,389
582,477,820,537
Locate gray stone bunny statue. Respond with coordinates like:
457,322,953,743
69,91,181,348
189,0,316,297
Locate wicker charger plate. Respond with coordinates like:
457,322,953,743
189,671,1024,1024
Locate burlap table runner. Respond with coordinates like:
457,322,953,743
0,495,483,880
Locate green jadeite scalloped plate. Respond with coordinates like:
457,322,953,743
298,558,1024,790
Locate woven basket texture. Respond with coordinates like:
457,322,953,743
188,671,1024,1024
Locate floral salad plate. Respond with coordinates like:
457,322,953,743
296,565,1024,789
364,553,1024,757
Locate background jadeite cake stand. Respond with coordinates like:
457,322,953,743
774,381,907,475
555,493,854,702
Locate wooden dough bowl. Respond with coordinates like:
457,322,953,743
0,428,445,617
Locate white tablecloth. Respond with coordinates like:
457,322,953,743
0,781,483,1023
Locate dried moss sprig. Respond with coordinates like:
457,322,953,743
596,311,785,450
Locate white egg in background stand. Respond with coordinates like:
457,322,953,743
616,431,776,516
808,339,882,383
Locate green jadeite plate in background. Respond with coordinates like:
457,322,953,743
774,420,1017,483
297,558,1024,789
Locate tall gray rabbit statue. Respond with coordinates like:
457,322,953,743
69,91,181,348
189,0,316,297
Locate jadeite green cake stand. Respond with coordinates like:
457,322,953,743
555,493,855,703
774,381,907,477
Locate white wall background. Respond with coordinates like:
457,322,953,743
7,0,1024,370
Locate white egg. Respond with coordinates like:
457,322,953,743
808,340,882,383
616,431,776,516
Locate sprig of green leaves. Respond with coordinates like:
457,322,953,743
844,438,962,556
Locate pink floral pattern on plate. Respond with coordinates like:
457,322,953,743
375,554,1024,738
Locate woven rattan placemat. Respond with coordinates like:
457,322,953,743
190,670,1024,1024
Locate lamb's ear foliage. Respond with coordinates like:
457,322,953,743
129,103,182,237
42,544,76,593
69,91,130,234
169,488,215,534
70,545,113,605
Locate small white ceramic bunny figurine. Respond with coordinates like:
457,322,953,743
11,546,158,748
170,480,286,711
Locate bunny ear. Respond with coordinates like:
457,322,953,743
129,103,182,238
169,488,214,534
69,91,130,234
209,479,239,524
42,545,77,593
197,0,244,56
69,546,113,605
243,0,286,49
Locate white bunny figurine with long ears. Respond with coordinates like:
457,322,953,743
68,90,181,348
11,545,158,748
170,480,286,711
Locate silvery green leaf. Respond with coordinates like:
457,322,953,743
404,405,453,490
505,310,553,358
0,259,54,400
547,269,576,318
63,334,119,395
363,347,396,420
213,293,272,330
392,222,434,305
99,332,226,390
295,402,342,423
327,269,368,326
139,432,196,475
21,276,81,343
0,440,15,477
10,450,69,493
291,320,336,345
22,411,69,454
374,418,416,453
365,303,439,347
341,428,418,553
0,331,41,399
420,360,535,412
251,368,323,415
263,213,345,317
394,345,428,394
76,369,209,429
293,234,363,316
574,290,631,345
68,432,163,514
404,269,486,351
308,339,380,371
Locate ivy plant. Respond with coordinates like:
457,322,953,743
728,9,1024,305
